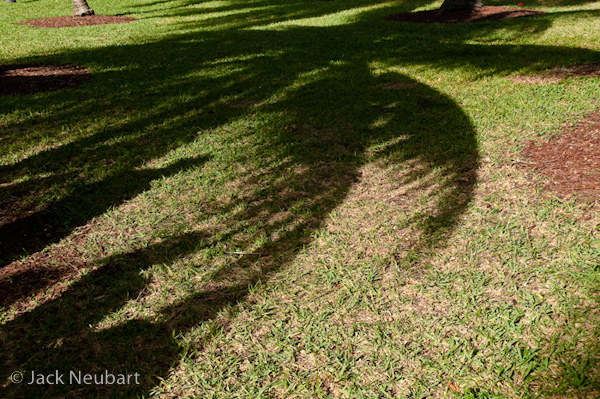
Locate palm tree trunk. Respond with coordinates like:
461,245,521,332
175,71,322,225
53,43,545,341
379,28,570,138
440,0,482,11
72,0,94,17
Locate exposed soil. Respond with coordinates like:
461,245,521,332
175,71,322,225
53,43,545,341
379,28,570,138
0,246,85,310
523,110,600,202
385,6,544,23
21,14,135,28
510,62,600,84
0,222,92,314
0,64,91,96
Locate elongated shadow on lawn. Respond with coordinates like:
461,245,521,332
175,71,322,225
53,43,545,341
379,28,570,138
0,62,479,397
0,69,263,267
3,6,599,394
0,155,209,268
0,155,210,308
484,0,600,7
3,0,600,392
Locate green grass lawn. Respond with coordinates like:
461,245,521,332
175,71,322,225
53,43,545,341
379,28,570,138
1,0,600,397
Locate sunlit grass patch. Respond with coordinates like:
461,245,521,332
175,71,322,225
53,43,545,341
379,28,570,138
248,2,396,30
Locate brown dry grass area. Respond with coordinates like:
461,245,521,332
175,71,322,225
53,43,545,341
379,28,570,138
385,6,544,24
21,15,135,28
0,64,91,96
523,110,600,201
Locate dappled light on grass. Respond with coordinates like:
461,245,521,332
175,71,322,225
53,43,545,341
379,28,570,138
247,2,395,30
0,40,479,398
1,0,600,396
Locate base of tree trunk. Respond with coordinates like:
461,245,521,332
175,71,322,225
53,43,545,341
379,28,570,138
439,0,482,11
73,9,95,17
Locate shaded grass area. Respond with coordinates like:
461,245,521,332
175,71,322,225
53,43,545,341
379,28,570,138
1,0,600,397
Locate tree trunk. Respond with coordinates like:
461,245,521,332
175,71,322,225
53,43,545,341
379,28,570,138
72,0,94,17
440,0,482,11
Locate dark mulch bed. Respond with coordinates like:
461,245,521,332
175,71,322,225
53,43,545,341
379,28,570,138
562,63,600,77
385,6,544,23
523,110,600,202
0,64,91,96
21,14,135,28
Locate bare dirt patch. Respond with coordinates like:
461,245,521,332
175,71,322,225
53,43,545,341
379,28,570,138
385,6,544,24
0,64,91,96
379,81,418,90
21,15,135,28
522,110,600,202
509,62,600,84
558,62,600,78
0,227,90,313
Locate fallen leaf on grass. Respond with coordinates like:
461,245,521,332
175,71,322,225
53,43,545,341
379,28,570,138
448,382,461,392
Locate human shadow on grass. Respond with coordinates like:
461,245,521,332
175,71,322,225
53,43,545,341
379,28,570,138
0,62,479,397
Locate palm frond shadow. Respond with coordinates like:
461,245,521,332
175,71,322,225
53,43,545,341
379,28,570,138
3,1,599,396
1,62,478,397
